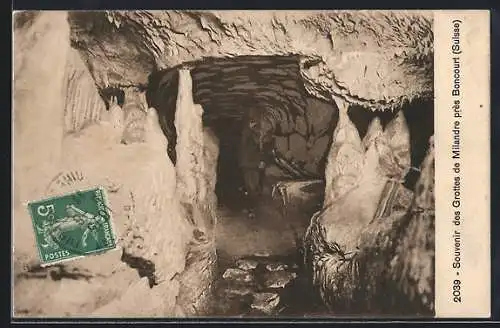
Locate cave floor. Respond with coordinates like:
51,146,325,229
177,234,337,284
215,197,305,259
212,197,328,317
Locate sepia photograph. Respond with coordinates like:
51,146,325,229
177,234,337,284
12,9,488,319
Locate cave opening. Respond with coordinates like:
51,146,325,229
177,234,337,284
188,56,339,263
196,56,340,316
147,55,340,219
146,55,341,316
146,54,434,317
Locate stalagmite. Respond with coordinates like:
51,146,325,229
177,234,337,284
175,69,205,206
144,106,168,152
121,89,148,145
323,95,365,207
316,132,389,254
174,67,219,316
100,96,125,144
174,68,219,234
379,110,412,181
362,117,383,151
34,87,191,317
303,98,418,313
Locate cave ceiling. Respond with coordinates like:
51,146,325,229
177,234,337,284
67,10,434,112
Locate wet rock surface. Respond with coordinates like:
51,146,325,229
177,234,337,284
236,259,259,271
251,292,281,314
211,253,327,317
222,268,254,283
262,271,298,289
265,263,288,272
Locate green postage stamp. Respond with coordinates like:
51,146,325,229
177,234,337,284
27,186,117,266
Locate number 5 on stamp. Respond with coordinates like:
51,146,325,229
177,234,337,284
27,186,117,266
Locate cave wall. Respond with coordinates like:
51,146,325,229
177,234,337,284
67,8,434,201
63,48,107,133
191,56,307,122
304,93,434,315
13,11,69,205
13,11,71,270
64,9,434,189
12,12,203,317
272,96,339,178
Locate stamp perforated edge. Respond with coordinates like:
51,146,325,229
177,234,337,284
26,185,121,267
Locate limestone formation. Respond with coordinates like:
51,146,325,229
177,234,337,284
323,96,365,207
13,10,434,318
68,11,433,110
389,136,435,312
362,117,383,151
121,89,148,145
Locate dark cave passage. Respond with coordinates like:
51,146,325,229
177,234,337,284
211,117,247,211
144,54,435,261
146,54,434,200
146,55,340,317
145,54,434,317
146,55,339,178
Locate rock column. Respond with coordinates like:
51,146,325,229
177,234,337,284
174,68,219,315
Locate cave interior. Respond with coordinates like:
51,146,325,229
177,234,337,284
145,55,433,212
141,54,434,316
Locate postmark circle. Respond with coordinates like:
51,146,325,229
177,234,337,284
42,168,135,259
